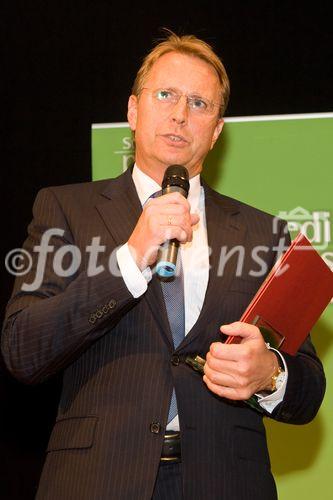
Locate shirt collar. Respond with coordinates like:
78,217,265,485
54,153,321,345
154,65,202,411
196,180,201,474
132,163,201,211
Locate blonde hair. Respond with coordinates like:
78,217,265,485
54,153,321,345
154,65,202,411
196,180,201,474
132,30,230,117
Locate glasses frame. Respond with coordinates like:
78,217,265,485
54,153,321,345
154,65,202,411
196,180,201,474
141,87,222,116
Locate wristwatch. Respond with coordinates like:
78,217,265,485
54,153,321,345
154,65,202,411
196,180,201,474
270,366,285,391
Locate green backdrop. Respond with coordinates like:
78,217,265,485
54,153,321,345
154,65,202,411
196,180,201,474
91,114,333,499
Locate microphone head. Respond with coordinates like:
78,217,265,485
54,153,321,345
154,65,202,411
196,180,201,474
162,165,190,195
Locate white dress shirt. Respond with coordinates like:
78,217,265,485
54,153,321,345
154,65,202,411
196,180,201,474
116,164,287,426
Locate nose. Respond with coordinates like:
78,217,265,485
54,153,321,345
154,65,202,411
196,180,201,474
170,95,188,125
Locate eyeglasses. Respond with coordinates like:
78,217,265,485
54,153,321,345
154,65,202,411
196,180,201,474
141,88,221,116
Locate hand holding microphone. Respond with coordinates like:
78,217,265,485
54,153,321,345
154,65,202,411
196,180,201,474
128,165,199,273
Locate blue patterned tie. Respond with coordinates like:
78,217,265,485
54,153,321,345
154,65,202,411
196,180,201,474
147,190,185,424
147,190,185,423
160,252,185,423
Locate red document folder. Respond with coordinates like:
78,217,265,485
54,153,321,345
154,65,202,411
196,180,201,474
226,232,333,355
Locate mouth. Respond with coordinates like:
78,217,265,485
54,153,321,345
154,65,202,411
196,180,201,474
160,134,189,146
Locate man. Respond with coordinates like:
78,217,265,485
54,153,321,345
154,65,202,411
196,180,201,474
1,33,325,499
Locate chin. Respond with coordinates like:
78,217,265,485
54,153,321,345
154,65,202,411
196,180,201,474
159,155,191,168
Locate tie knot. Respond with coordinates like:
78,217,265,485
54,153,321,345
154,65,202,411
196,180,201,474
151,189,163,198
143,189,162,207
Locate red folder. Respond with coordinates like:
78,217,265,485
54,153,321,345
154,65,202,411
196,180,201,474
226,232,333,355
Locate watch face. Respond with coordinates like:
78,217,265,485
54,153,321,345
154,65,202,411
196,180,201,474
275,371,286,391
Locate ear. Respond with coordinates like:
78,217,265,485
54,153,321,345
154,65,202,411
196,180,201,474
127,95,138,131
210,118,224,150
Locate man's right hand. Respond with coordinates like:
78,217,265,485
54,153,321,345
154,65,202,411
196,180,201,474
128,191,200,271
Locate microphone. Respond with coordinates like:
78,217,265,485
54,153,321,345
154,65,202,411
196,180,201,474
156,165,190,278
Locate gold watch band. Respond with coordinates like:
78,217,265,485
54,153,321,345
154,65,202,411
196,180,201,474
270,366,283,391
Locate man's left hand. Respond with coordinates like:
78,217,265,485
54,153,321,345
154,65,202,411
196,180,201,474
203,322,279,400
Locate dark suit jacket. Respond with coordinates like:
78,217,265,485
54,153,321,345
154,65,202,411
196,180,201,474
1,168,325,500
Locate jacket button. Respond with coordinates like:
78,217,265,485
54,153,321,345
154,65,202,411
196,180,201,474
150,422,161,434
171,354,180,366
109,299,117,309
102,305,109,314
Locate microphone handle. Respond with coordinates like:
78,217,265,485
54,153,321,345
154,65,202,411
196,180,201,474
156,185,188,278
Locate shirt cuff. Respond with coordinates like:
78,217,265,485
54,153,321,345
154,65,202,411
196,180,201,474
255,348,288,413
116,243,152,298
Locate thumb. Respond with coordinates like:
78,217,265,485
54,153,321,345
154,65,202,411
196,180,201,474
190,213,200,225
220,321,260,340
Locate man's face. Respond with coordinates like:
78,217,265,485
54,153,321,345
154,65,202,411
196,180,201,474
128,51,224,183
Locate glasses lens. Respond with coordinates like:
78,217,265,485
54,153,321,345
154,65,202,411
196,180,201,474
188,96,210,113
155,89,175,102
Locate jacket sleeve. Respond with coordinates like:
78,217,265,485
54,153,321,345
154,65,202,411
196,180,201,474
1,187,138,384
269,335,326,424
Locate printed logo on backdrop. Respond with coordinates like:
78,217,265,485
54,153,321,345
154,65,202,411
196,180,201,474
279,206,331,251
91,124,133,180
117,136,134,171
278,207,333,302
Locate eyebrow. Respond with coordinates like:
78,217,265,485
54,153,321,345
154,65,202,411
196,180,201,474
162,86,209,98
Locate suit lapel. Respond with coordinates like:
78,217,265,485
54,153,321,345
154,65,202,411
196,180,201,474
96,169,142,244
180,182,247,350
95,169,174,349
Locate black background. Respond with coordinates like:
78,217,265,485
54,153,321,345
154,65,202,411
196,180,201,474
1,1,332,498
